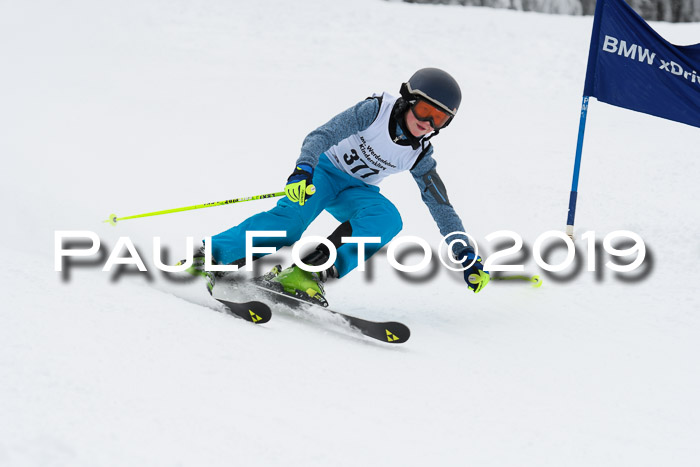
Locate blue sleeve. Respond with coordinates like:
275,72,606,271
410,151,474,260
296,97,381,168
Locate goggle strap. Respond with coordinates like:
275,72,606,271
402,81,456,116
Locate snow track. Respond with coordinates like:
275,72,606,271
1,0,698,465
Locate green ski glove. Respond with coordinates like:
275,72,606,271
285,163,315,206
462,251,490,294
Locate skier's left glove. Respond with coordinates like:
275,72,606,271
462,251,490,294
285,163,315,206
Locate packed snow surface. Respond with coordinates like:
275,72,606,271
1,0,698,465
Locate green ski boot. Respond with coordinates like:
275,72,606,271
268,264,329,307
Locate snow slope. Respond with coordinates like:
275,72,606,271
1,0,699,465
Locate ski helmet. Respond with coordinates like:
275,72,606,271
400,68,462,129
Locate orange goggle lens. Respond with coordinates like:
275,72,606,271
411,100,452,129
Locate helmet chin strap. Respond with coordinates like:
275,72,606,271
391,98,421,149
423,129,440,142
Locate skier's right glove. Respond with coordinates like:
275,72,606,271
462,251,490,294
285,163,315,206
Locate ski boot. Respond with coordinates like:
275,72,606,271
176,244,216,295
258,249,337,307
260,264,328,307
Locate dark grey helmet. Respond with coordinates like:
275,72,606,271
400,68,462,127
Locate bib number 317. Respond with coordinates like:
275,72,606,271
343,149,379,179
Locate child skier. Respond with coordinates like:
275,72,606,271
185,68,489,304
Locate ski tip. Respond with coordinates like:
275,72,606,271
217,299,272,324
246,303,272,324
383,323,410,344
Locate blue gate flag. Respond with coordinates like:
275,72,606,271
583,0,700,128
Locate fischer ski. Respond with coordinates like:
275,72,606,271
216,299,272,324
248,282,410,344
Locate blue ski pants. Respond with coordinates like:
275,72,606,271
211,155,403,277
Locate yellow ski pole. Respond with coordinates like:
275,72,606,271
492,274,543,288
103,191,286,226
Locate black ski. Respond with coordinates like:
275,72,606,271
248,282,410,344
216,299,272,324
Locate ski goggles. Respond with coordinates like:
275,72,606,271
410,99,453,129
